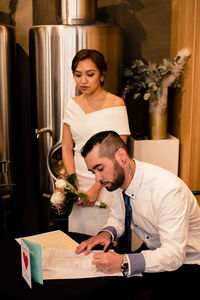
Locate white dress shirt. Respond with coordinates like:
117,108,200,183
103,159,200,276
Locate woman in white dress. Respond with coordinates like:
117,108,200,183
62,49,130,235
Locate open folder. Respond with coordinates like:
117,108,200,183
16,230,122,280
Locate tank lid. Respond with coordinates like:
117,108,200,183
56,0,97,25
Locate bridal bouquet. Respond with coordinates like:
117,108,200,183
50,173,87,217
50,173,106,217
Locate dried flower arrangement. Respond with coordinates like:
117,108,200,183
122,48,190,114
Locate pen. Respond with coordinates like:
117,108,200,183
104,242,113,252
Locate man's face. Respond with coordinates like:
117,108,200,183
84,145,125,191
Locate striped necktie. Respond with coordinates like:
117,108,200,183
122,191,132,252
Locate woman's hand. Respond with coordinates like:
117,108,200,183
77,182,102,208
85,185,100,207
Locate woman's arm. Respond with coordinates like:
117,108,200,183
62,123,84,206
62,123,76,175
62,123,100,207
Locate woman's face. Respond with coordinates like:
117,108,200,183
73,58,104,95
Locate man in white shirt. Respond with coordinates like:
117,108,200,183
76,131,200,289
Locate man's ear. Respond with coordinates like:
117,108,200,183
115,148,127,163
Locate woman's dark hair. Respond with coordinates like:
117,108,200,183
71,49,107,86
81,131,128,159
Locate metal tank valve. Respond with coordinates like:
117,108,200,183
35,128,53,139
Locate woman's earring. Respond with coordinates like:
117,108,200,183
100,79,104,86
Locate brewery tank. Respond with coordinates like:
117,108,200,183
0,25,15,191
0,25,16,239
30,0,123,228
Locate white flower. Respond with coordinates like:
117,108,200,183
50,190,65,205
55,179,66,189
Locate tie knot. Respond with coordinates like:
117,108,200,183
122,190,127,197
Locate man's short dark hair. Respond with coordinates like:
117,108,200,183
81,131,128,159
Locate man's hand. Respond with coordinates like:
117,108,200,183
92,251,123,274
76,231,111,255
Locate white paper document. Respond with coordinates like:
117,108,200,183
16,230,78,249
42,248,122,279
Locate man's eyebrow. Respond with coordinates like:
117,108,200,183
88,163,102,172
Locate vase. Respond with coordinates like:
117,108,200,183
149,111,167,139
149,87,168,139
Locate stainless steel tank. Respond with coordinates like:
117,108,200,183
0,25,15,191
0,25,15,239
30,0,123,226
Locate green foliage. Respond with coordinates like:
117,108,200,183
121,56,183,103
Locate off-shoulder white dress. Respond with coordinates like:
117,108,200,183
63,97,130,235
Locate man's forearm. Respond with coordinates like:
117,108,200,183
101,226,146,277
101,226,117,241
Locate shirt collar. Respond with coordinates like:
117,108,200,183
122,159,144,199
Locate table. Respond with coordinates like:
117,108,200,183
2,232,199,299
0,232,149,300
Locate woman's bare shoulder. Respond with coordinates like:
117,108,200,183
107,93,125,106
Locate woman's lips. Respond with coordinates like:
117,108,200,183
81,86,89,91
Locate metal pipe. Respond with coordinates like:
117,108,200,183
56,0,97,24
0,184,17,187
35,127,53,139
0,161,10,173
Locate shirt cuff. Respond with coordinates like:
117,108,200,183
100,226,117,241
126,253,145,276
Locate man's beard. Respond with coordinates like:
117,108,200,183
101,160,125,191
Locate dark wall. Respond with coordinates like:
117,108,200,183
97,0,171,66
